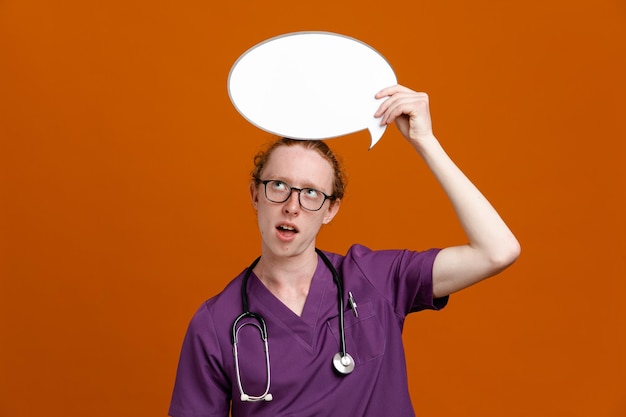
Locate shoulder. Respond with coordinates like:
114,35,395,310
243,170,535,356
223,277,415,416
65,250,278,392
324,244,440,276
321,243,391,263
185,269,247,335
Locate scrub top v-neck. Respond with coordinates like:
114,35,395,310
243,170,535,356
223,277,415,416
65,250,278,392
169,244,447,417
245,258,332,350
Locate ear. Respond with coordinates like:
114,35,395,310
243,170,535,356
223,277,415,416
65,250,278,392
322,199,341,224
250,181,259,209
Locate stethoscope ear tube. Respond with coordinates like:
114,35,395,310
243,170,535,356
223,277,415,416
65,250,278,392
231,311,268,345
233,256,272,401
232,313,273,401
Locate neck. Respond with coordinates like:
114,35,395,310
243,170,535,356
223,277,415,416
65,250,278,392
253,249,318,316
255,249,318,286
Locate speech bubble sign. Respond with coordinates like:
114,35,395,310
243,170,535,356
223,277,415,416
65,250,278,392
228,32,397,148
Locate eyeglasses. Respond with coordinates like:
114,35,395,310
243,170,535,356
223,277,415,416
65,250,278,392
260,180,335,212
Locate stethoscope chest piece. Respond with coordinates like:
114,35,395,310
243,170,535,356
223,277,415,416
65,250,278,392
332,352,355,375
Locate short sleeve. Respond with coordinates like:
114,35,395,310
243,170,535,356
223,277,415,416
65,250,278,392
343,244,448,316
169,303,231,417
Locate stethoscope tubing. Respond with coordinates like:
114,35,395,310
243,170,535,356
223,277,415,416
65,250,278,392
316,248,348,359
236,249,347,356
232,248,353,402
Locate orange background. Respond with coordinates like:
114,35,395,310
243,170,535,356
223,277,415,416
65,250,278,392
1,1,624,416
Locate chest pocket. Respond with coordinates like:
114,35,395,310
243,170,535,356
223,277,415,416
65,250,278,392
327,300,385,365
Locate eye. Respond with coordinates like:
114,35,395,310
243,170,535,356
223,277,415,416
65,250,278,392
271,180,288,191
303,188,320,199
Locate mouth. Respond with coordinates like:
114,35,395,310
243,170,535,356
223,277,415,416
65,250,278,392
276,223,299,233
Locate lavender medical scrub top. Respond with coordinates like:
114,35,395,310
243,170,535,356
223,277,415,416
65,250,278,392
169,244,447,417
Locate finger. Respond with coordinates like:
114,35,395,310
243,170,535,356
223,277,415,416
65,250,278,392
375,84,412,99
374,91,414,118
375,88,428,118
379,96,419,125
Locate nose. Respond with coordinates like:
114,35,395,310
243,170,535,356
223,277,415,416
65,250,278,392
283,189,301,214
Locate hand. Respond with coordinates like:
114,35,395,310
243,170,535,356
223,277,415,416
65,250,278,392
374,85,434,146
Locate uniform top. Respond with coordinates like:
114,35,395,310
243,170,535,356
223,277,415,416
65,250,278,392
169,244,448,417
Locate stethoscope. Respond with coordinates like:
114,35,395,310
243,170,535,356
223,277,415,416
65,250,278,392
231,248,356,402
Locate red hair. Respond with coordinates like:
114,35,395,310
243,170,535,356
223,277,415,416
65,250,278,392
251,138,346,201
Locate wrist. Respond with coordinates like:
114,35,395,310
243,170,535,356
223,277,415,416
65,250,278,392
409,133,440,153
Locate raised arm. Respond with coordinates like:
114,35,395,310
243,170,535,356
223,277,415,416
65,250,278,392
375,85,520,298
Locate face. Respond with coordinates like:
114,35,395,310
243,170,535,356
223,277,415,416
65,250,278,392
250,144,341,260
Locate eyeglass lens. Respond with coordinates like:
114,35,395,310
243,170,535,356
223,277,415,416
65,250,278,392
264,180,328,211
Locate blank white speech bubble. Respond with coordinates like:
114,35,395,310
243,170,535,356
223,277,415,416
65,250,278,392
228,31,397,148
